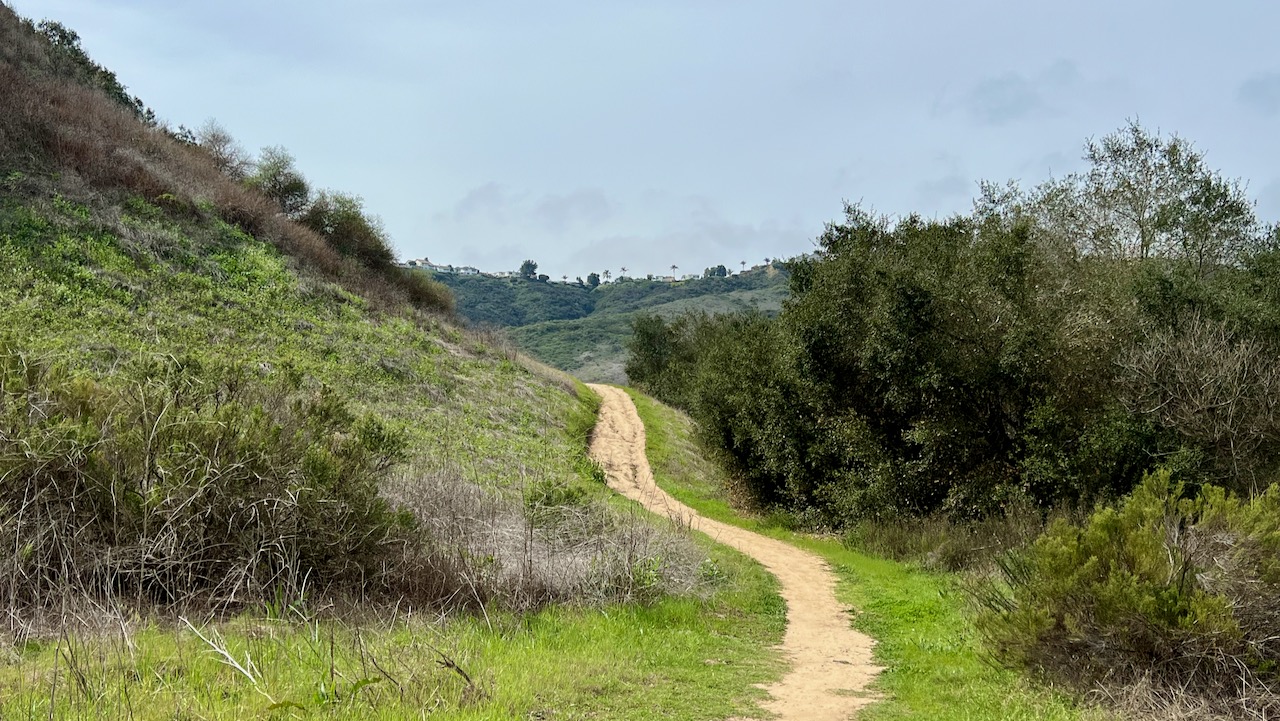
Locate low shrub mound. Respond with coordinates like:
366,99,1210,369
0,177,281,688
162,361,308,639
0,350,412,611
978,470,1280,715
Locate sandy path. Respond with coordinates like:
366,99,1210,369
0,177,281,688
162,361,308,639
586,384,879,721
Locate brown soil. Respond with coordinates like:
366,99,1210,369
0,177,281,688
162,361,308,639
587,384,880,720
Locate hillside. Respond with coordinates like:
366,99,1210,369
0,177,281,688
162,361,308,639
0,3,709,627
0,8,806,717
431,266,790,382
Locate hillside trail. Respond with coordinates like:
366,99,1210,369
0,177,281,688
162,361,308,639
586,384,880,721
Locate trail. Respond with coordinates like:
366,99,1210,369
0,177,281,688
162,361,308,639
586,384,880,721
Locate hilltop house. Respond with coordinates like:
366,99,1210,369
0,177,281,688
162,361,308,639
402,258,481,275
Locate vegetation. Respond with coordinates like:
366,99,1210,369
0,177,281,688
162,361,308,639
628,389,1105,721
979,470,1280,718
0,3,451,317
431,267,789,382
626,124,1280,716
0,6,824,719
0,548,787,720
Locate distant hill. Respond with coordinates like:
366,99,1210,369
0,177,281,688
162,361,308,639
429,266,791,382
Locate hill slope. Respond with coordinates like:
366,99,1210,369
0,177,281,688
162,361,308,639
432,267,790,382
0,3,698,616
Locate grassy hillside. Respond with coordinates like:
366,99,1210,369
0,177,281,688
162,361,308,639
0,7,812,718
433,268,790,382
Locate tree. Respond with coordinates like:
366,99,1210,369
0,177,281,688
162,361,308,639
670,264,678,279
196,119,251,180
740,260,747,273
562,274,569,283
247,146,310,217
537,273,550,283
519,260,538,279
1034,121,1258,270
602,270,612,282
619,266,628,280
587,272,600,288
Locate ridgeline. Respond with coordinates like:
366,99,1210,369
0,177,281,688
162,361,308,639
428,264,790,382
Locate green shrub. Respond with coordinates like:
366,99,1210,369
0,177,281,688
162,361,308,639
0,350,410,610
395,268,455,315
300,190,394,271
246,146,310,218
978,469,1280,703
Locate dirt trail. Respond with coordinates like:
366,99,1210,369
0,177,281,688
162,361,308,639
586,384,879,721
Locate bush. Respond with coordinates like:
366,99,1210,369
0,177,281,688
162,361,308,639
246,145,309,218
977,469,1280,711
300,190,396,272
0,350,411,611
394,268,455,315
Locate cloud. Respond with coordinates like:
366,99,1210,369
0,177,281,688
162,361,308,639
1238,73,1280,116
964,74,1046,125
915,173,972,208
532,189,614,233
563,199,809,278
1018,151,1077,179
443,182,523,224
438,183,613,232
954,59,1080,126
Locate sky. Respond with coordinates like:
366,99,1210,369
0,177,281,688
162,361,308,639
13,0,1280,280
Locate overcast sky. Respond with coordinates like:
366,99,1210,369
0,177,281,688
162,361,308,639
14,0,1280,279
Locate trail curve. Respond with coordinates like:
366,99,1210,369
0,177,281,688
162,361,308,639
587,384,879,721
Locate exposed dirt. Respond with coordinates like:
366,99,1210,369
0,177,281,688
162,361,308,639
587,384,880,720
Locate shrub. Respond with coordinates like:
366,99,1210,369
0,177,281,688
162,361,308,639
977,469,1280,711
394,268,455,315
245,145,309,218
300,190,396,271
0,350,411,611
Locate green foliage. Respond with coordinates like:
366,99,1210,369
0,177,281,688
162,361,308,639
393,267,455,315
1033,120,1259,267
246,145,310,217
301,190,395,271
434,272,594,327
0,178,661,614
519,258,537,278
628,123,1279,528
628,389,1099,721
978,470,1280,700
433,268,789,383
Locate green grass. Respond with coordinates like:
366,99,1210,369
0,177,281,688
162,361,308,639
0,188,791,720
0,192,588,492
628,389,1112,721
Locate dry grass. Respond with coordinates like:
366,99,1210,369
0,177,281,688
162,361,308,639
385,461,704,611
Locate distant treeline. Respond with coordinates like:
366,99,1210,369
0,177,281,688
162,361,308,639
431,267,786,329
